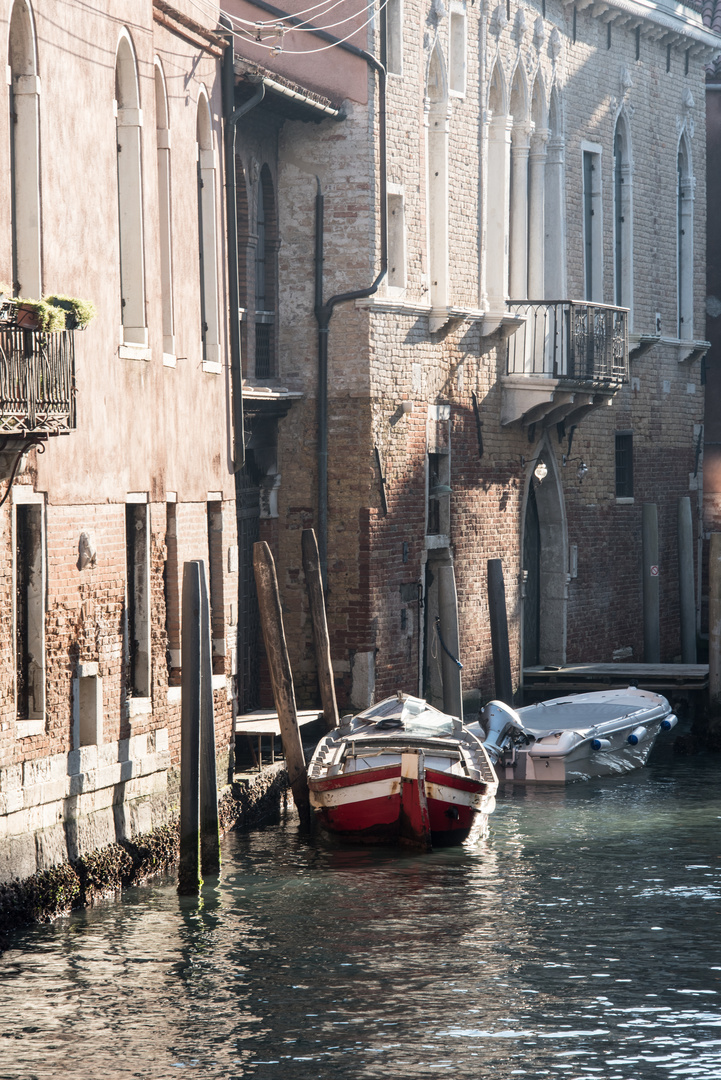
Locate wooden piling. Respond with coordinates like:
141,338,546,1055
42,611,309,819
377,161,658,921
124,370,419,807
253,541,311,827
709,533,721,707
437,559,463,720
199,561,220,876
487,559,513,706
302,528,339,732
642,503,660,663
178,561,202,896
678,497,697,664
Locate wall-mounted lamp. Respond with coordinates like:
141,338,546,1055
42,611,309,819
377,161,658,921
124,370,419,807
577,461,589,482
429,483,453,499
533,461,548,483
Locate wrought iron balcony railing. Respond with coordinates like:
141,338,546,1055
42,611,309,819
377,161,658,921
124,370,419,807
0,325,76,435
506,300,629,386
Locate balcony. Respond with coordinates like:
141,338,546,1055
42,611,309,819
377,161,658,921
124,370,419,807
0,325,76,477
502,300,629,428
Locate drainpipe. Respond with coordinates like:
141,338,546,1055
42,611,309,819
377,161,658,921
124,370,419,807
221,19,265,470
315,50,387,585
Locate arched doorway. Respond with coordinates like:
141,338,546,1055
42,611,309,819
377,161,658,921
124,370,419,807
522,443,568,669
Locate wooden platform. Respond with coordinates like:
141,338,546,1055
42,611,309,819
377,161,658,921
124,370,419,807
523,663,709,696
235,708,323,736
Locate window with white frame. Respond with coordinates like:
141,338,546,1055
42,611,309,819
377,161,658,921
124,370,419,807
197,92,221,371
449,8,467,95
155,61,175,362
8,0,42,298
387,188,406,289
115,32,147,350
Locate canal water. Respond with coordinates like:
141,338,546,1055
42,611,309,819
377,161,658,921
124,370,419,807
1,744,721,1079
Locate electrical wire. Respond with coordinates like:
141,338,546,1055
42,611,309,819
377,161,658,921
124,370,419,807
224,0,386,54
224,0,372,34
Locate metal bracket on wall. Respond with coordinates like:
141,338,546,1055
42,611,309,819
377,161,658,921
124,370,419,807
471,391,484,459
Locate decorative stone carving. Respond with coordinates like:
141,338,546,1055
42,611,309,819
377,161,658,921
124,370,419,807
549,27,562,63
533,16,545,52
429,0,447,25
620,65,633,99
512,8,527,47
490,3,508,39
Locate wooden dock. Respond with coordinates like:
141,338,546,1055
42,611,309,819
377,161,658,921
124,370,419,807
523,662,709,698
235,709,324,771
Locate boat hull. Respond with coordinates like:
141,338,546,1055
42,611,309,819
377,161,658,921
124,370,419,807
309,760,495,848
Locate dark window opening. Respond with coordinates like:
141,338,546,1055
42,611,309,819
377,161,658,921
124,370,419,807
615,432,633,498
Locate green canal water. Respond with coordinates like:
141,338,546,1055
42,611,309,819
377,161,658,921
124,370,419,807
1,744,721,1079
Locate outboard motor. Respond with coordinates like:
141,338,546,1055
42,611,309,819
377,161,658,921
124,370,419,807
480,700,532,762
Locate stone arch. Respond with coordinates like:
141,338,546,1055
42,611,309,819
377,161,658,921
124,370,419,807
521,436,568,668
8,0,41,296
487,57,507,115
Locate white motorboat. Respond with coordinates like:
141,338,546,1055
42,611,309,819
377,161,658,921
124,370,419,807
470,687,678,784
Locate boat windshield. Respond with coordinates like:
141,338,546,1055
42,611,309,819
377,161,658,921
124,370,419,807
356,696,457,737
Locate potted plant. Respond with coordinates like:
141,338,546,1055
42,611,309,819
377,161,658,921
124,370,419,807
43,294,96,330
13,298,67,332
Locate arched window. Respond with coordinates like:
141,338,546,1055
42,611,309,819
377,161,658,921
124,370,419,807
677,134,694,340
426,45,450,329
115,33,147,348
528,74,547,300
485,61,511,310
509,62,529,300
613,112,633,319
544,86,565,300
255,165,277,378
155,61,174,362
8,0,41,298
196,92,220,370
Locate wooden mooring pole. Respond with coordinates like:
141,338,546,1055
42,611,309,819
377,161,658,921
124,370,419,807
253,541,311,827
678,496,697,664
178,562,202,896
199,562,220,876
302,528,339,732
642,503,660,664
487,558,513,706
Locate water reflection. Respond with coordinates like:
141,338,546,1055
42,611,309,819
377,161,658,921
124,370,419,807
1,747,720,1078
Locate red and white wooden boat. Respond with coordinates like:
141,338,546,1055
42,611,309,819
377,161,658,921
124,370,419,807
307,694,499,850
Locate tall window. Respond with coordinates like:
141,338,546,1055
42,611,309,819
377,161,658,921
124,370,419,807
677,135,694,340
426,45,449,326
384,0,402,75
485,62,511,308
116,33,147,348
255,165,277,378
582,147,602,302
615,431,633,498
544,86,565,300
197,93,221,370
15,500,45,721
449,9,466,95
155,62,174,361
8,0,41,298
528,73,547,300
509,64,529,300
125,502,150,698
387,189,406,289
613,114,633,318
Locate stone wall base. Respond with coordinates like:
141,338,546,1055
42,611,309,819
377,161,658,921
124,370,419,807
0,764,289,948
